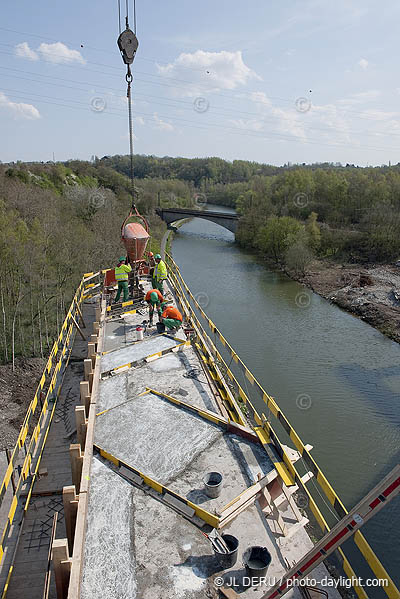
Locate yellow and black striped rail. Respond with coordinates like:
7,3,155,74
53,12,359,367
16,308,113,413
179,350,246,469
100,336,190,378
0,277,86,578
165,253,400,599
94,444,220,528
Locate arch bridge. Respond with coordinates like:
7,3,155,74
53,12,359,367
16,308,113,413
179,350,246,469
156,207,239,234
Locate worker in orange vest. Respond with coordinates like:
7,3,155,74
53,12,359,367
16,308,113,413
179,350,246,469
145,289,164,326
161,303,183,330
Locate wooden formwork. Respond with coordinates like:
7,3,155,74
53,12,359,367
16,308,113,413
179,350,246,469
52,296,107,599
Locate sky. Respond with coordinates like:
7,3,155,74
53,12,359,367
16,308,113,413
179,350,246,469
1,0,400,166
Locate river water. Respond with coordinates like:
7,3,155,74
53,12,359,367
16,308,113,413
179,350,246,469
171,205,400,589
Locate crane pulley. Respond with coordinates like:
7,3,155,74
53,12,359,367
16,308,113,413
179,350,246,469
117,27,138,67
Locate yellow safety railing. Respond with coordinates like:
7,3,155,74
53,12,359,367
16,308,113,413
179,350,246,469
0,272,98,578
166,253,400,599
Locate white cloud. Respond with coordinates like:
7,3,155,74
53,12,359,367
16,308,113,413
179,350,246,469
15,41,85,65
251,91,272,108
153,113,173,131
0,92,40,120
157,50,260,96
38,42,85,64
247,91,353,145
358,58,369,70
15,42,38,61
339,90,381,105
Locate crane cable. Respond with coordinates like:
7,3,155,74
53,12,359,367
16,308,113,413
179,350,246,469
117,0,138,202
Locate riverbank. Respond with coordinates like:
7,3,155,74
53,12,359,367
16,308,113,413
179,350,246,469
289,261,400,344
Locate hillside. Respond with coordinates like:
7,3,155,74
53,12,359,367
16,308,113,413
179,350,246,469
0,160,195,367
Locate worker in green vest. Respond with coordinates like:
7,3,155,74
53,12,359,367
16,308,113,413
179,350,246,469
114,256,132,303
152,254,167,293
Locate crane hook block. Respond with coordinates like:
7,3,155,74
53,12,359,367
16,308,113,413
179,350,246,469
117,28,138,65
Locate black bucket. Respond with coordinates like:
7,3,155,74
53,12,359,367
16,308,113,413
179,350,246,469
213,534,239,570
243,546,271,580
156,322,165,333
204,471,223,498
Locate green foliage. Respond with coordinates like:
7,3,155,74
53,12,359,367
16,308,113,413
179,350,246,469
256,216,303,263
285,237,314,276
306,212,321,251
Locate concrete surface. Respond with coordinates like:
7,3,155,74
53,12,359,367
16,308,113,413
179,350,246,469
100,335,180,374
80,283,343,599
80,458,136,599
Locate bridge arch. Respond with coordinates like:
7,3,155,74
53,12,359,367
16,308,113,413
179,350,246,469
156,207,238,234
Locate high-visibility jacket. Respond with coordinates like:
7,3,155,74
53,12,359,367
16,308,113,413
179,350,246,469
145,289,164,303
154,260,167,282
162,306,182,322
115,263,132,281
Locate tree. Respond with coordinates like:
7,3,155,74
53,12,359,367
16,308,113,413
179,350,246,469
306,212,321,251
256,216,303,263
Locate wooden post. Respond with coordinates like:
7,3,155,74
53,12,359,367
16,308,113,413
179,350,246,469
5,449,16,493
52,538,71,599
70,313,86,341
87,342,95,359
90,334,98,345
80,381,90,417
75,406,87,450
95,307,101,322
63,486,78,555
93,321,100,334
69,444,83,493
84,359,92,381
74,301,86,328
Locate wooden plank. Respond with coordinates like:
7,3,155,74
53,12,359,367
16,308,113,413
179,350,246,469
52,539,71,599
219,587,239,598
43,512,58,599
63,486,78,556
75,407,86,450
70,314,85,341
218,494,257,528
74,301,86,329
67,299,106,599
218,471,276,519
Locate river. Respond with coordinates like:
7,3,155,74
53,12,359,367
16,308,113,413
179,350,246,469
171,205,400,591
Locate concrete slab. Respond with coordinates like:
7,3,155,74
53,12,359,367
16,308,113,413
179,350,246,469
100,335,180,374
80,458,136,599
94,392,223,485
97,347,216,416
81,284,342,599
82,459,340,599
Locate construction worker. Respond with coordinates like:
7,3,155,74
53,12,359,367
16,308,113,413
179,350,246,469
114,256,131,303
145,289,164,325
161,303,183,331
152,254,167,293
